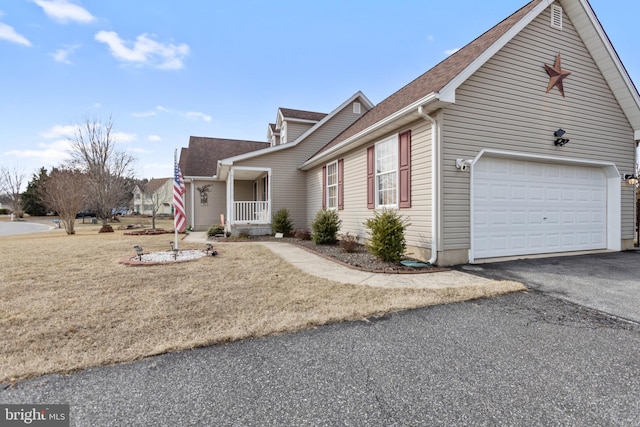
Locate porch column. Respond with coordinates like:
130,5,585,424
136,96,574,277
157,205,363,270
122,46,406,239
268,169,272,221
226,168,234,227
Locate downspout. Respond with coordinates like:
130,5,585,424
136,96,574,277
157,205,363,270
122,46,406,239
418,105,439,265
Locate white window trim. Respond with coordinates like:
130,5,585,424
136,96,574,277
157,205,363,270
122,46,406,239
375,135,398,208
280,123,287,145
325,160,338,210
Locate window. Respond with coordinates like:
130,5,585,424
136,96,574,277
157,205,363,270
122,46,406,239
326,161,338,209
323,159,344,210
375,136,398,207
367,131,411,209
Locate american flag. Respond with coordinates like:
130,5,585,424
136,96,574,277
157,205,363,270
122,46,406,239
173,160,187,232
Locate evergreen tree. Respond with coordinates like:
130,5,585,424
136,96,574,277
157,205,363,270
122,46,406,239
22,167,49,216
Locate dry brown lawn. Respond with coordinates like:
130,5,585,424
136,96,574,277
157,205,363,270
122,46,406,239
0,218,525,383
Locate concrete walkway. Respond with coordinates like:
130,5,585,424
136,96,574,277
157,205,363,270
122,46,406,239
183,232,495,289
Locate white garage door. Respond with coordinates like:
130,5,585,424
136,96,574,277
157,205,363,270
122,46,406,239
473,157,607,259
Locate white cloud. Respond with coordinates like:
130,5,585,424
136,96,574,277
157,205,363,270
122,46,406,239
33,0,95,24
0,22,31,46
50,44,79,64
185,111,212,122
153,105,211,122
445,47,461,56
4,139,72,163
148,135,162,142
132,110,157,118
95,31,189,70
40,124,136,144
111,131,137,143
40,124,78,139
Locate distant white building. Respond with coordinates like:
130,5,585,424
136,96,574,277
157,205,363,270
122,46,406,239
133,178,173,216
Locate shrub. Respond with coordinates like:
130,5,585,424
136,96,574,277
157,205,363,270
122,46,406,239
272,208,294,236
295,228,311,240
339,232,360,253
364,208,411,262
238,229,251,239
207,224,225,237
0,208,10,215
311,209,341,244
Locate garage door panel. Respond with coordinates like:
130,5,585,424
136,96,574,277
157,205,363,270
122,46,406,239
473,157,607,258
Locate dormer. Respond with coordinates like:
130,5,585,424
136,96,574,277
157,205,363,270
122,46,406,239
267,123,280,147
275,108,327,145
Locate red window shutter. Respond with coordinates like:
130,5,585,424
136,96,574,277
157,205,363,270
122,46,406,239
338,159,344,210
367,146,375,209
322,166,327,209
399,130,411,208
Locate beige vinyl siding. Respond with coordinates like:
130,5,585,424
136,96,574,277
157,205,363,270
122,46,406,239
286,122,314,144
187,180,226,231
441,6,636,250
235,102,368,228
315,120,433,252
307,166,323,225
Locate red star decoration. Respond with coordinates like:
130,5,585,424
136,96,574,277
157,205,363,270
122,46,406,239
544,52,571,97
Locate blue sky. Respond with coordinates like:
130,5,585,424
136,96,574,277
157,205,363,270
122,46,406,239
1,0,638,185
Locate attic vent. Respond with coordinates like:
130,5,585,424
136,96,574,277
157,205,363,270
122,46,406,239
353,102,361,114
551,5,563,30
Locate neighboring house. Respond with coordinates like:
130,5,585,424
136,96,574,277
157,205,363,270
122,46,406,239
181,0,640,266
133,178,173,216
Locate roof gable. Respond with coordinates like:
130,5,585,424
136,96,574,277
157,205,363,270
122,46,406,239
219,91,374,169
311,0,544,159
307,0,640,165
144,177,171,193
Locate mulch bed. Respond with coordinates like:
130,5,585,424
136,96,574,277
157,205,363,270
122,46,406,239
214,235,445,273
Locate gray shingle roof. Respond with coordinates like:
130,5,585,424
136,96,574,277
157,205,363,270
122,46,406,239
180,136,269,177
279,108,327,122
144,177,171,193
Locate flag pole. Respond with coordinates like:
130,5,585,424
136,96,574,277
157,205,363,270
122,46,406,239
174,149,179,251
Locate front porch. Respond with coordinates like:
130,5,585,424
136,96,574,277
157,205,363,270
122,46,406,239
226,166,272,236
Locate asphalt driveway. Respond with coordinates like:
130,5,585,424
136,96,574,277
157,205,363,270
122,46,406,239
458,250,640,324
0,221,50,236
2,292,639,426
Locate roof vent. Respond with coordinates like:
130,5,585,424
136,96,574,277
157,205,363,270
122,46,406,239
551,5,563,30
353,102,361,114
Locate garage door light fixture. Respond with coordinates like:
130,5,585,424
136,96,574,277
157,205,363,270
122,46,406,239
553,129,570,146
623,174,638,185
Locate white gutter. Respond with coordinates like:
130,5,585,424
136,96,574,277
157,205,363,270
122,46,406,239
418,105,439,265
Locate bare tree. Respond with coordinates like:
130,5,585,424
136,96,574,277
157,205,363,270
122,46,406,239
145,180,172,231
67,116,136,231
0,165,26,215
40,168,87,235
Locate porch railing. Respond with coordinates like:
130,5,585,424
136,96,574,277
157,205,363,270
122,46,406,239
233,201,270,223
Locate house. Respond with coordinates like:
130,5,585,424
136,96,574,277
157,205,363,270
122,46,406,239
133,178,173,216
180,136,270,230
181,0,640,266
